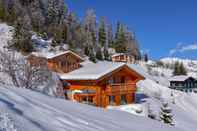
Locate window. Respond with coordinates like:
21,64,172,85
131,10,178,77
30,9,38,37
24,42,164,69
109,95,115,105
121,76,125,83
121,95,127,105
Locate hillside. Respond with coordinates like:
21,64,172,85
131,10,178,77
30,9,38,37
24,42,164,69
0,85,179,131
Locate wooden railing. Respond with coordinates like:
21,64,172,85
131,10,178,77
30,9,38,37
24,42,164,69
105,83,136,95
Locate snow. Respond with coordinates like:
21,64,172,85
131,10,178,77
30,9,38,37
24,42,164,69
0,85,179,131
169,75,195,81
60,61,126,80
60,61,146,81
0,23,13,50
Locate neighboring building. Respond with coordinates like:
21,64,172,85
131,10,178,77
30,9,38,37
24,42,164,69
60,62,145,108
169,75,197,92
111,53,135,63
28,50,84,73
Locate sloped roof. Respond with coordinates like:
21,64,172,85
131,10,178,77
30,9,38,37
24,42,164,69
32,50,84,61
46,50,84,60
127,64,149,79
169,75,196,82
60,61,145,81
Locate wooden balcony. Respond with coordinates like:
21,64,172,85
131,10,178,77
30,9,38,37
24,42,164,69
105,83,136,95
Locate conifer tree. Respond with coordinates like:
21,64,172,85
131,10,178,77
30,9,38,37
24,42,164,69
179,62,187,75
107,23,114,48
173,61,187,76
98,17,107,47
104,48,110,61
84,46,90,56
96,47,103,60
160,102,174,126
114,23,127,53
89,47,97,63
144,53,148,62
0,1,6,21
12,16,34,53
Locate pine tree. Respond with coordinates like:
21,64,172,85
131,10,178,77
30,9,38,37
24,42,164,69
107,23,114,48
89,47,97,63
98,17,107,47
0,1,6,21
144,53,148,62
104,48,110,61
173,61,180,76
114,22,128,53
179,62,187,75
83,9,97,47
96,47,103,60
84,46,90,56
160,102,174,126
12,16,34,53
47,0,59,25
173,62,187,76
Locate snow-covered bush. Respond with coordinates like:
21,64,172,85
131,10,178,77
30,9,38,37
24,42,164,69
160,102,174,126
0,50,65,97
0,50,51,89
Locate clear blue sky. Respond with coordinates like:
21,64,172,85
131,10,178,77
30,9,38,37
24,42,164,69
65,0,197,60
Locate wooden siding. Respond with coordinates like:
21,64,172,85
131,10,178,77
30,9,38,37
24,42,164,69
48,53,82,73
63,66,144,108
28,51,83,73
112,54,135,63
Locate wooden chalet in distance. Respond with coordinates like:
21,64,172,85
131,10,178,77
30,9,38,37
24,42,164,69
111,53,135,64
60,62,145,108
169,75,197,92
28,50,145,108
28,50,84,73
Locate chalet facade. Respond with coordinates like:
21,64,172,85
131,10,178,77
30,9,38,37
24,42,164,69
169,75,197,92
28,50,84,73
112,53,135,64
60,62,145,108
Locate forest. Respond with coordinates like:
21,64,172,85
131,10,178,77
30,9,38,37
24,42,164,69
0,0,142,62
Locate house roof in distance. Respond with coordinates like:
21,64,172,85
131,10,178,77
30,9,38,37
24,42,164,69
31,50,84,61
60,61,145,81
112,52,132,57
169,75,196,82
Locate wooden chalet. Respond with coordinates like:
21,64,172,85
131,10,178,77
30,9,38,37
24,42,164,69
111,53,135,64
28,50,84,73
169,75,197,92
60,62,145,108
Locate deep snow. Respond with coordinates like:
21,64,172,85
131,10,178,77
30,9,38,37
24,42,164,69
0,85,179,131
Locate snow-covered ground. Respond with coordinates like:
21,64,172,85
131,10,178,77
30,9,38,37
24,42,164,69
1,22,197,131
0,85,179,131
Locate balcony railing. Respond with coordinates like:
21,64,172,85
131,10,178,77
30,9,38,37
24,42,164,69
106,83,136,95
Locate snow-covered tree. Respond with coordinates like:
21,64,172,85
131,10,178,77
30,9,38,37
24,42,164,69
160,102,174,126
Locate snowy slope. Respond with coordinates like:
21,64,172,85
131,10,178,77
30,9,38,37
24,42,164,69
161,57,197,78
131,60,197,131
0,85,179,131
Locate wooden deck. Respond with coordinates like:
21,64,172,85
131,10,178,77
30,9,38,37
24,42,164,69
106,83,136,95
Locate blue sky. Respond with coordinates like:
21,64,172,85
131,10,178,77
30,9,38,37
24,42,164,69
65,0,197,60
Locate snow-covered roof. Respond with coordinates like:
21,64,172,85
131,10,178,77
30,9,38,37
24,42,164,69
60,62,126,80
112,53,131,57
169,75,195,82
127,64,149,79
46,50,83,60
32,50,84,60
60,61,145,81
